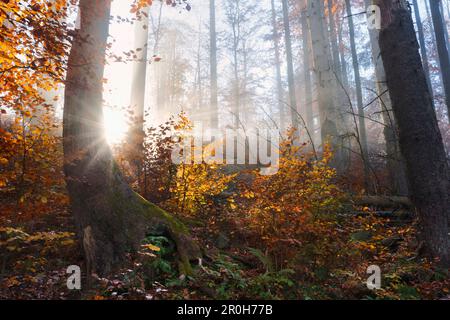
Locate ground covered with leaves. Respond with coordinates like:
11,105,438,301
1,186,449,300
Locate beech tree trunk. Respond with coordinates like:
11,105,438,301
210,0,219,129
270,0,286,131
429,0,450,121
412,0,434,99
281,0,299,132
376,0,450,266
63,0,199,276
365,0,408,196
327,0,342,80
425,0,445,96
129,4,150,192
345,0,370,191
337,14,349,90
301,7,314,140
307,0,342,167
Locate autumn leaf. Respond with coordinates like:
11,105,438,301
141,243,161,252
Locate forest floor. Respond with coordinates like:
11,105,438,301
1,198,450,300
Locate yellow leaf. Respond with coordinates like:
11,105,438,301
141,243,160,252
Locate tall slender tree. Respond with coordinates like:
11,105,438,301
270,0,285,130
337,13,349,90
210,0,219,129
281,0,299,132
429,0,450,121
301,7,314,140
345,0,370,190
327,0,342,79
307,0,342,167
412,0,434,96
129,4,150,191
425,0,445,96
439,1,450,59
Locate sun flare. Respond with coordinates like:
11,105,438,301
104,108,129,145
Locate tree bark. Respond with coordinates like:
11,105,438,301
129,4,150,192
63,0,199,276
210,0,219,129
412,0,434,99
429,0,450,122
425,0,445,102
376,0,450,266
327,0,342,80
365,0,408,196
440,1,450,59
345,0,370,191
301,8,314,140
270,0,286,131
307,0,342,167
337,12,349,90
281,0,299,132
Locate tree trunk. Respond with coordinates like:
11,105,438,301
63,0,199,277
440,1,450,59
425,0,445,101
345,0,370,191
270,0,286,131
429,0,450,122
412,0,434,98
301,8,314,141
376,0,450,266
327,0,342,79
307,0,342,167
129,4,150,192
281,0,299,132
365,0,408,196
337,13,349,90
210,0,219,129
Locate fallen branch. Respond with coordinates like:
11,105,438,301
353,196,413,208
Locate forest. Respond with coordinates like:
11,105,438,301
0,0,450,301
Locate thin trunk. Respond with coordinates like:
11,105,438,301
329,0,351,167
376,0,450,266
129,5,150,191
63,0,199,276
430,0,450,121
440,1,450,58
281,0,299,132
301,8,314,140
345,0,370,191
425,0,445,94
412,0,434,96
210,0,218,129
233,42,240,128
270,0,285,131
337,15,349,90
327,0,342,79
